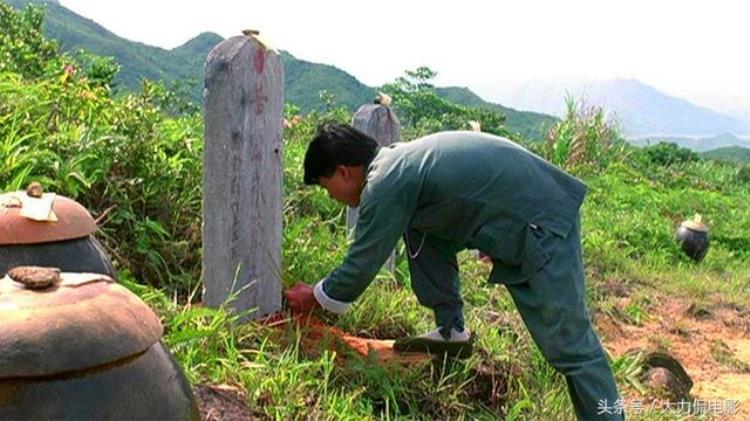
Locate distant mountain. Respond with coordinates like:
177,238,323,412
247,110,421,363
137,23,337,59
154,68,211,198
497,78,750,140
6,0,216,94
631,133,750,153
280,51,376,112
7,0,374,110
7,0,556,139
701,146,750,163
172,32,225,56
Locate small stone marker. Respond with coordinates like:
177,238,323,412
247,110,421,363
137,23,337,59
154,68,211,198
348,94,401,271
203,32,284,320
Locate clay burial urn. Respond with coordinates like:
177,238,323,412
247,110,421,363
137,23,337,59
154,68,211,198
0,267,200,420
676,214,710,262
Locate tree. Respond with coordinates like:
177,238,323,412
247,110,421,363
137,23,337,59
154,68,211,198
380,67,510,139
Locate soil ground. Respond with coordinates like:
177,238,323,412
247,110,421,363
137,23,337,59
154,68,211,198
194,384,264,421
597,296,750,419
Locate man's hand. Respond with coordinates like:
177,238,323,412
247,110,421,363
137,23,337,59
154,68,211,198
284,282,320,315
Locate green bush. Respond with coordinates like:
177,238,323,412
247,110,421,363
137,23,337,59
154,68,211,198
544,96,625,171
738,164,750,184
0,2,58,77
640,141,700,166
380,67,512,140
0,2,203,291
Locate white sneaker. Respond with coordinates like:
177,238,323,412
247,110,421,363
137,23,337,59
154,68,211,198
394,327,474,358
417,327,470,342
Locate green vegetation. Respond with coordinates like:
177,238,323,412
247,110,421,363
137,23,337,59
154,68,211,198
634,133,750,154
640,142,699,166
544,97,625,169
1,1,203,290
702,145,750,163
5,0,214,102
379,66,514,140
281,50,376,114
436,86,558,141
2,3,749,419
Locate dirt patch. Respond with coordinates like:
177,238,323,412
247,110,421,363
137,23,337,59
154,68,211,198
599,278,631,298
193,384,264,421
265,313,432,365
598,296,750,418
466,360,513,410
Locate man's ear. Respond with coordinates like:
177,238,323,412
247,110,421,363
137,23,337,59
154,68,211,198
337,165,351,180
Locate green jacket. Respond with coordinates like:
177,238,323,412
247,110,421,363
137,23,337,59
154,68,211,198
321,131,587,304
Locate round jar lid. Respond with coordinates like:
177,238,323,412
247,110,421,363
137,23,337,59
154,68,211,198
680,213,709,233
0,267,163,378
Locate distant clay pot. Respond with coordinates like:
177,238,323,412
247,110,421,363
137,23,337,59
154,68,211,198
676,214,709,262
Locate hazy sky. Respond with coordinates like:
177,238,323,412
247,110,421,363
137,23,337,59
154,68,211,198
59,0,750,115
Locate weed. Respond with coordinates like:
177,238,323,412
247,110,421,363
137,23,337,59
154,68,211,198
710,340,750,373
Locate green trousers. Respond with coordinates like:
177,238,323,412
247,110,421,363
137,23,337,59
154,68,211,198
404,220,623,420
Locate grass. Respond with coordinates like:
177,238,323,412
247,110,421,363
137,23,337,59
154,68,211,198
710,340,750,373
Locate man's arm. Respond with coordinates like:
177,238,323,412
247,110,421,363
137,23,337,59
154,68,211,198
315,189,414,313
285,195,411,315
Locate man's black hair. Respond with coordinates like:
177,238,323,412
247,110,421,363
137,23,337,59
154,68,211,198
303,123,379,185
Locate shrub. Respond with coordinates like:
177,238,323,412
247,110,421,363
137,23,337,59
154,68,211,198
640,142,699,166
545,96,624,170
380,67,511,140
737,164,750,184
0,2,58,77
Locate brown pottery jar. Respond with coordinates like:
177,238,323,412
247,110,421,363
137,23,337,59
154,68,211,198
0,267,200,420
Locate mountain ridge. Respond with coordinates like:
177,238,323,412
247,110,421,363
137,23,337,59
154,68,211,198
632,132,750,153
496,77,750,139
7,0,749,152
6,0,556,139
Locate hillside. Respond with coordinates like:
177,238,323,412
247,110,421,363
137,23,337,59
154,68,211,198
6,0,554,139
632,133,750,153
701,145,750,163
280,51,376,112
436,87,557,140
6,0,218,95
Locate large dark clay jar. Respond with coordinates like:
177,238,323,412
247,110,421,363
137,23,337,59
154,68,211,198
0,267,200,420
676,214,710,262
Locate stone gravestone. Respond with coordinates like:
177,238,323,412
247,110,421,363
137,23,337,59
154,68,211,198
348,98,401,271
203,33,283,320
